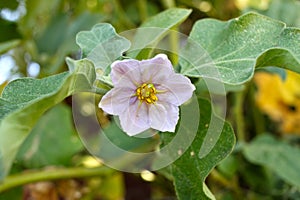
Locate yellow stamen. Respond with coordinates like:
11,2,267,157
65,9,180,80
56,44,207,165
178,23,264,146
135,83,158,104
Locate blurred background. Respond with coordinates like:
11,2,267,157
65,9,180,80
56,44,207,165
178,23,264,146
1,0,300,199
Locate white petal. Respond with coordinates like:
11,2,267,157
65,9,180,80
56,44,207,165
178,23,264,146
111,59,142,87
157,74,195,106
119,102,150,136
149,102,179,132
99,87,136,115
140,54,174,83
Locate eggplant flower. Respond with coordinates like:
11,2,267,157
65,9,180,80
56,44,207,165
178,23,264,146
99,54,195,136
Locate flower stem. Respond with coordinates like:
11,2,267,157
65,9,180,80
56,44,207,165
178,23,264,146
112,0,135,29
161,0,179,65
169,27,179,66
249,82,265,134
0,166,114,193
161,0,175,8
138,0,148,22
233,89,247,142
209,169,243,199
210,169,235,190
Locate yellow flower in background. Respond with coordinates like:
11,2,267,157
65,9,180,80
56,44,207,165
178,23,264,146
234,0,270,10
254,70,300,134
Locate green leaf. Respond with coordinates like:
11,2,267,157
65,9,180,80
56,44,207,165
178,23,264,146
0,187,22,200
140,8,191,28
72,91,159,171
180,12,300,85
247,0,300,27
35,12,105,74
16,104,83,168
103,122,158,153
76,23,130,70
243,134,300,188
161,98,235,200
0,40,20,54
0,58,95,180
0,19,21,42
18,0,61,37
0,0,18,10
128,8,192,59
95,121,160,169
98,172,124,200
217,154,239,179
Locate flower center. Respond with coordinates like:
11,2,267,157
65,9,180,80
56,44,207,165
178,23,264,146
136,83,158,104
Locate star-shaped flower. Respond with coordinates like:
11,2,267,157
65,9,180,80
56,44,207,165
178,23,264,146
99,54,195,136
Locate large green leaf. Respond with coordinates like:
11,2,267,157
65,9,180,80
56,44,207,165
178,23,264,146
16,104,83,168
128,8,192,59
0,58,95,180
180,12,300,85
161,98,235,200
76,23,130,70
243,134,300,188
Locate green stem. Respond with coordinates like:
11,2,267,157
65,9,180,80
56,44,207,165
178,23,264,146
0,166,114,193
169,26,179,66
249,82,265,134
210,169,234,189
161,0,175,8
145,29,179,65
210,169,243,199
161,0,179,65
234,90,247,142
112,0,135,29
138,0,147,22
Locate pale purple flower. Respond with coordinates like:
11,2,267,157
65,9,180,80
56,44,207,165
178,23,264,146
99,54,195,136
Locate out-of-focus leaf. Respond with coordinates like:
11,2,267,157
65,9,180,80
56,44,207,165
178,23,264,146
76,23,130,71
0,40,20,54
239,159,274,195
0,0,18,10
102,122,159,153
18,0,60,37
243,134,300,187
36,14,70,55
0,187,22,200
180,12,300,85
16,104,83,168
246,0,300,27
0,58,95,180
217,154,239,179
0,19,21,42
36,12,105,54
97,172,124,200
125,1,159,24
161,98,235,199
35,12,105,74
128,8,192,59
73,91,159,171
258,66,287,80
